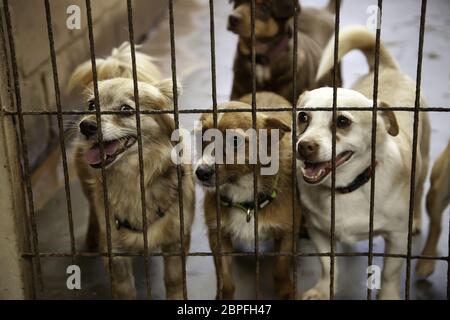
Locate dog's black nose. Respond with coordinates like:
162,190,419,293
297,140,319,160
196,164,214,182
228,14,241,30
79,120,98,138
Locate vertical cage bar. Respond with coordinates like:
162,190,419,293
3,0,44,295
291,0,299,298
85,0,115,297
250,0,260,299
208,0,224,300
168,0,188,299
43,0,77,272
405,0,427,300
447,156,450,302
329,0,341,300
126,0,152,299
367,0,383,301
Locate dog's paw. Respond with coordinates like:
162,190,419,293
416,259,436,278
301,288,329,300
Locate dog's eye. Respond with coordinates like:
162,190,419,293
261,3,271,14
120,104,134,115
298,112,309,123
337,115,352,128
88,100,96,111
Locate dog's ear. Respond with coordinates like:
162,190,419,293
265,116,291,138
154,113,176,138
297,90,310,107
272,0,300,19
379,101,399,136
155,79,183,102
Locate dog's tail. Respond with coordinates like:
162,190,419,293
316,26,399,82
325,0,342,14
68,42,161,91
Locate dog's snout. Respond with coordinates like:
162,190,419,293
195,164,214,182
228,14,241,30
297,140,319,160
80,120,98,138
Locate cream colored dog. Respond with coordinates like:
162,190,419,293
296,26,430,300
70,43,195,299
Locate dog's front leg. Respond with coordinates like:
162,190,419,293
162,235,191,300
378,232,406,300
99,236,136,299
208,228,235,299
273,234,295,299
301,227,335,300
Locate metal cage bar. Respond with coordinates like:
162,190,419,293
84,0,115,297
249,0,261,299
43,0,77,298
0,0,447,300
405,0,428,300
168,0,188,299
291,0,300,298
329,0,342,300
3,0,44,295
126,0,152,299
208,0,225,300
367,0,383,300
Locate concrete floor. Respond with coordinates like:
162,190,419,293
35,0,449,299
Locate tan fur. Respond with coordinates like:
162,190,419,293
68,42,161,92
71,46,194,299
198,93,301,299
416,140,450,277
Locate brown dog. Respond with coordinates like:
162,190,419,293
195,92,301,299
228,0,341,102
70,43,195,299
416,139,450,277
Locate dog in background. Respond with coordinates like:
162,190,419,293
228,0,341,102
296,26,430,299
416,139,450,277
195,92,301,299
70,43,195,299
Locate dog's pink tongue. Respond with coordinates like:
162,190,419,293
304,162,328,177
85,140,120,165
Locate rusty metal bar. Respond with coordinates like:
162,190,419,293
3,0,44,295
168,0,188,299
208,0,224,300
126,0,152,300
291,0,300,299
250,0,260,300
3,106,450,116
405,0,427,300
85,0,115,297
43,0,77,281
329,0,341,300
22,251,448,260
367,0,383,300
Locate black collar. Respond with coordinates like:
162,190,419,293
336,164,376,194
220,190,277,223
114,208,165,233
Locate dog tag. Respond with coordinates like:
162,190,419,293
246,208,253,223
